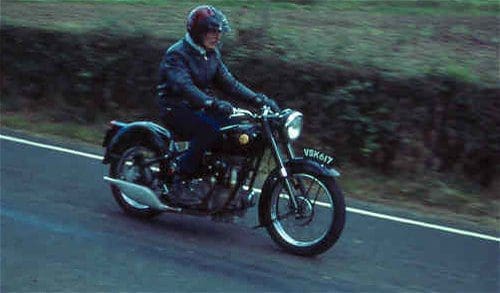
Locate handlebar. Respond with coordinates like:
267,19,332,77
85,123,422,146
229,105,281,120
230,107,257,119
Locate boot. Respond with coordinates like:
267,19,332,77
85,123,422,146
164,156,203,206
169,175,203,206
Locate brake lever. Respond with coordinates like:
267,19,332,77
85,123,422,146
230,107,256,119
229,110,245,119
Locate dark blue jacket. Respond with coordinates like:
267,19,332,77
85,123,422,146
157,34,257,110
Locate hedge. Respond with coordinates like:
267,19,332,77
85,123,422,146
1,25,498,187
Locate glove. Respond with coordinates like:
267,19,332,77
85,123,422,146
212,99,234,115
255,93,280,112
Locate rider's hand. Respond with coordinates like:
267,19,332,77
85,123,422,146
213,99,234,115
255,93,280,112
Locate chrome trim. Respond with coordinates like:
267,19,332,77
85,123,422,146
328,167,341,177
284,111,303,129
219,124,240,131
104,176,181,212
230,108,256,119
287,143,296,159
263,114,298,209
284,111,303,140
271,173,334,247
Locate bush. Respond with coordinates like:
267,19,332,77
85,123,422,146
325,80,399,172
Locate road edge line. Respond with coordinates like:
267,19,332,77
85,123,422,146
1,133,498,242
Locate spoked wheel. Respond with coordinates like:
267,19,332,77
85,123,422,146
262,167,345,256
109,146,163,218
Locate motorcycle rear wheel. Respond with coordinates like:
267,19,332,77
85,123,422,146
109,145,163,218
261,167,345,256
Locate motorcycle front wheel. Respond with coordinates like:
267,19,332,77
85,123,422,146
261,167,345,256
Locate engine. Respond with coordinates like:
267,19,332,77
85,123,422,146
199,155,247,211
180,122,263,212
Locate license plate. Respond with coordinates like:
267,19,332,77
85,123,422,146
303,148,335,167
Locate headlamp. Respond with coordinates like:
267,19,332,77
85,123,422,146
284,111,303,140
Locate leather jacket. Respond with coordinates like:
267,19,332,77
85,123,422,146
157,34,257,110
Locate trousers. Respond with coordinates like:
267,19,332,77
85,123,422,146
160,104,230,176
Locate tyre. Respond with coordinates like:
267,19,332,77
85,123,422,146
109,145,163,218
261,165,345,256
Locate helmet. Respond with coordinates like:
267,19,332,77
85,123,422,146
187,5,230,45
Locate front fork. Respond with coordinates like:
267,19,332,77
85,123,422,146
262,118,300,211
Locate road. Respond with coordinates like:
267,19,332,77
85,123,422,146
1,129,498,292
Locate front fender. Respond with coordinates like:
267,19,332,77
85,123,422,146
258,158,340,227
103,121,173,164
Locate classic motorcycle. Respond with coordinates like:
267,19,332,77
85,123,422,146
102,105,345,256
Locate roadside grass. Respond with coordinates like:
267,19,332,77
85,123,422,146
1,111,105,144
2,0,498,85
341,165,498,222
1,110,498,231
10,0,500,13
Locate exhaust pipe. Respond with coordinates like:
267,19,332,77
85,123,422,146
104,176,181,212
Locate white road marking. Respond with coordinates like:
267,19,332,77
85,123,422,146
0,134,104,160
1,133,499,242
345,207,499,242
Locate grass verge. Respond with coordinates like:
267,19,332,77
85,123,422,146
1,111,105,145
2,0,498,85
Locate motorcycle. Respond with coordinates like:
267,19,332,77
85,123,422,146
102,105,345,256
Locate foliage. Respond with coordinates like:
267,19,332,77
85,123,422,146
320,76,500,187
0,27,162,123
325,81,399,172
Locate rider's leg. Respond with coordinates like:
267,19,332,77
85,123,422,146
176,110,225,177
160,106,228,206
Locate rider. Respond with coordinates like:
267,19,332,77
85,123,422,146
157,5,280,205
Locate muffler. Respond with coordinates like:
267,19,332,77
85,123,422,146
103,176,181,212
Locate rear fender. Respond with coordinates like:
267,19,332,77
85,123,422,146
102,121,173,164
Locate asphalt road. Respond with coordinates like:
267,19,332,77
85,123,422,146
1,129,499,292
